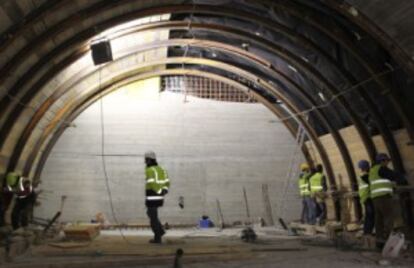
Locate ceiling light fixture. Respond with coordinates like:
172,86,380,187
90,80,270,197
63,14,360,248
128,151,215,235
318,92,326,101
288,65,298,73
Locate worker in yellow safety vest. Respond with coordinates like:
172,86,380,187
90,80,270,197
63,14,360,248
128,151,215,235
298,163,312,224
144,151,170,244
1,172,24,226
309,164,327,225
12,178,35,230
5,172,24,192
357,160,374,235
369,153,396,249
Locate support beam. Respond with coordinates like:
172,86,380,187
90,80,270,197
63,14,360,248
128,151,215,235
0,7,402,176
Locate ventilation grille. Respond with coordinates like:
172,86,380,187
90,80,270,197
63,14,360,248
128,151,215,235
162,76,256,103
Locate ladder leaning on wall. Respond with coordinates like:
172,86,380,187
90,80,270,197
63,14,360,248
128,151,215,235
276,124,307,224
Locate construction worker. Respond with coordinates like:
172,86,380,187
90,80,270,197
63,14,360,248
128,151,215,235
309,164,327,225
298,163,311,224
0,178,4,226
357,160,375,235
1,172,24,226
144,151,170,243
369,153,397,249
12,178,35,230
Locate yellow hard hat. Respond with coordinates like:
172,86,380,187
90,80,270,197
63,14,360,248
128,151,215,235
300,163,309,171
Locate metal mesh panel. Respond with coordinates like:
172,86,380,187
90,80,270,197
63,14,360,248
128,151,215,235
162,75,256,103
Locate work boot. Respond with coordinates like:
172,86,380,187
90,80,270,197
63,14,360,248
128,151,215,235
160,229,166,237
152,230,165,243
375,242,385,252
149,230,165,244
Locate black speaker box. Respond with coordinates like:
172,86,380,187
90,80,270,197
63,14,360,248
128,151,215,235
91,40,113,65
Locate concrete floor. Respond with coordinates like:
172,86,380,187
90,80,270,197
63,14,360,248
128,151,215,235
4,228,414,268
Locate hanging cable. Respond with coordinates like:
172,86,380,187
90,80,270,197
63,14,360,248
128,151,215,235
181,0,197,103
271,67,398,122
98,68,140,245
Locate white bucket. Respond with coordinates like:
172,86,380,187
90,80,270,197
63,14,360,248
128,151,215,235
382,232,405,258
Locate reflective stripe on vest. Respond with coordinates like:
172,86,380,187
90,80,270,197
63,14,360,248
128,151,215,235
146,196,164,200
309,172,324,193
17,185,33,199
6,177,23,192
358,175,370,204
146,165,169,194
368,164,393,199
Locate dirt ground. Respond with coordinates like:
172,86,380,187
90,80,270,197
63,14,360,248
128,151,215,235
2,227,414,268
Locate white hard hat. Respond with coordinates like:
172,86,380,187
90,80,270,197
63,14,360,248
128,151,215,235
144,151,156,159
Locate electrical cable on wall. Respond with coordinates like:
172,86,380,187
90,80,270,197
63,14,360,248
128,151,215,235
271,67,398,123
181,0,197,103
98,68,139,245
5,56,397,134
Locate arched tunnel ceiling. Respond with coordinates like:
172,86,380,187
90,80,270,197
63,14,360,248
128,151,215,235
342,0,414,65
0,0,413,207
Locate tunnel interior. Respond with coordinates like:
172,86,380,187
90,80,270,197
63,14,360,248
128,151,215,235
36,78,304,225
0,0,414,266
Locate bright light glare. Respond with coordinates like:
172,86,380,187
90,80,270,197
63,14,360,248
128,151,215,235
104,77,161,104
98,14,170,39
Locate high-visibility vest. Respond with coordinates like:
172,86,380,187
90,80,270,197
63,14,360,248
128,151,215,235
6,172,23,192
358,174,370,204
368,164,393,199
145,165,170,201
309,172,324,194
298,172,310,197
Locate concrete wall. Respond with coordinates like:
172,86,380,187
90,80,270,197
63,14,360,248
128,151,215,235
35,80,304,226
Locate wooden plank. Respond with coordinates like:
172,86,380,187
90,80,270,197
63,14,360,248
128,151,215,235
288,223,316,235
48,242,91,249
345,223,361,232
262,184,275,226
314,225,327,233
361,235,376,250
63,224,100,241
243,186,251,221
216,199,224,229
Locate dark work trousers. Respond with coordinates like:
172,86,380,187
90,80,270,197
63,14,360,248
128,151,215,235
0,198,4,226
309,198,317,225
146,206,164,240
12,196,32,230
316,201,326,224
372,195,394,244
363,198,375,235
301,196,312,224
315,194,326,225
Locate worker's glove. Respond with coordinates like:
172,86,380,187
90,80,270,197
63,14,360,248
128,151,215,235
161,189,168,195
